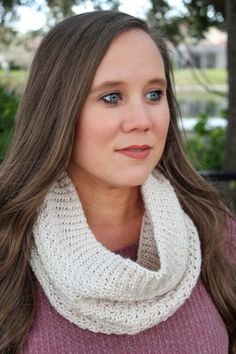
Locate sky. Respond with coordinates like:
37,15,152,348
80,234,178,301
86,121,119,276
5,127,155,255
14,0,150,33
14,0,184,33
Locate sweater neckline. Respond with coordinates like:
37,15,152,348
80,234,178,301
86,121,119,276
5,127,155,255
114,239,139,261
31,170,201,335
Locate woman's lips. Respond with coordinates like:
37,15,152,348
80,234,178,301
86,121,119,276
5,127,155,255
116,145,152,160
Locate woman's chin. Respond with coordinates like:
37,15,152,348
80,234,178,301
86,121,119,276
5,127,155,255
113,169,153,188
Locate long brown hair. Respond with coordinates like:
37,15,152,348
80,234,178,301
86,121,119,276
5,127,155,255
0,11,235,353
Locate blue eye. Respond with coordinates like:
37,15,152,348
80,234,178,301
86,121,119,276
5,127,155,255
146,90,163,101
101,92,121,104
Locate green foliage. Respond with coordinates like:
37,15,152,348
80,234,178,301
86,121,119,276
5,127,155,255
0,0,121,26
182,0,225,37
147,0,225,47
186,113,226,170
0,84,19,162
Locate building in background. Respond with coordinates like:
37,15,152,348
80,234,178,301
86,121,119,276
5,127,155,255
177,28,226,69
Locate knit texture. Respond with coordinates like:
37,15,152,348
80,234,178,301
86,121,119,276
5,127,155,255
31,171,201,335
23,250,230,354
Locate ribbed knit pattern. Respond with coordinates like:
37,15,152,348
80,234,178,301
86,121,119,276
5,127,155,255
23,245,229,354
31,171,201,335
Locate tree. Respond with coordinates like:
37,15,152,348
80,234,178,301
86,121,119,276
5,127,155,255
223,0,236,206
0,1,44,25
149,1,235,176
0,0,120,25
224,0,236,174
147,0,225,46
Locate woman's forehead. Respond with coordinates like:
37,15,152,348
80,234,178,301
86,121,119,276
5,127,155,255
91,29,166,88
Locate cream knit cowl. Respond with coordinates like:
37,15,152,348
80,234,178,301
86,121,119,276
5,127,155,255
31,171,201,335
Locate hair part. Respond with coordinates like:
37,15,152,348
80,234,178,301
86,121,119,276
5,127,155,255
0,10,235,353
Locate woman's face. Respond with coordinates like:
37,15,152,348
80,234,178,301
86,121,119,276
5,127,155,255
68,29,170,188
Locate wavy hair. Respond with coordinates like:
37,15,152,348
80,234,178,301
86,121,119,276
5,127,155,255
0,11,235,353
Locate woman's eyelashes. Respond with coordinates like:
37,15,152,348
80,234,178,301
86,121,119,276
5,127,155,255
101,91,121,105
146,90,165,102
100,89,165,105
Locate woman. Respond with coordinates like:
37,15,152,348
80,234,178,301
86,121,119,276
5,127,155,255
0,11,235,354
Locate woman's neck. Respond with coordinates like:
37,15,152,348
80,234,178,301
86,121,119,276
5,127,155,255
75,179,143,227
68,172,144,251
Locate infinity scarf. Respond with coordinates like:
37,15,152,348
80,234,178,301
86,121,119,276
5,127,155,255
31,171,201,335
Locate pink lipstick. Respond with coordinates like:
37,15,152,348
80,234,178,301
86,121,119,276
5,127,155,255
116,145,151,160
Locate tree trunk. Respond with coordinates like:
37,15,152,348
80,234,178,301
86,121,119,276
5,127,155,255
224,0,236,209
224,0,236,172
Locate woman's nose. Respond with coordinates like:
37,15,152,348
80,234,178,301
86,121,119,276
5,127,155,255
121,101,153,133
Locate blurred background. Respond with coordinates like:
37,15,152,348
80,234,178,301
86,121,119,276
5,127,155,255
0,0,235,209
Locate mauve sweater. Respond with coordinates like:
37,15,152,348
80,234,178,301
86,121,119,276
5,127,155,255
23,219,236,354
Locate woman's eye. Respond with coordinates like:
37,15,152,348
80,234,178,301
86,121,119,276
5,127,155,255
101,92,121,104
146,90,163,102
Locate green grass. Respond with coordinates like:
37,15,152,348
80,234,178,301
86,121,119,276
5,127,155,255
0,70,28,92
176,90,226,102
0,69,28,76
173,68,227,86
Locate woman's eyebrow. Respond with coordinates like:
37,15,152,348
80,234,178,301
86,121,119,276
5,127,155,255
90,81,123,94
148,78,167,88
90,77,167,94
